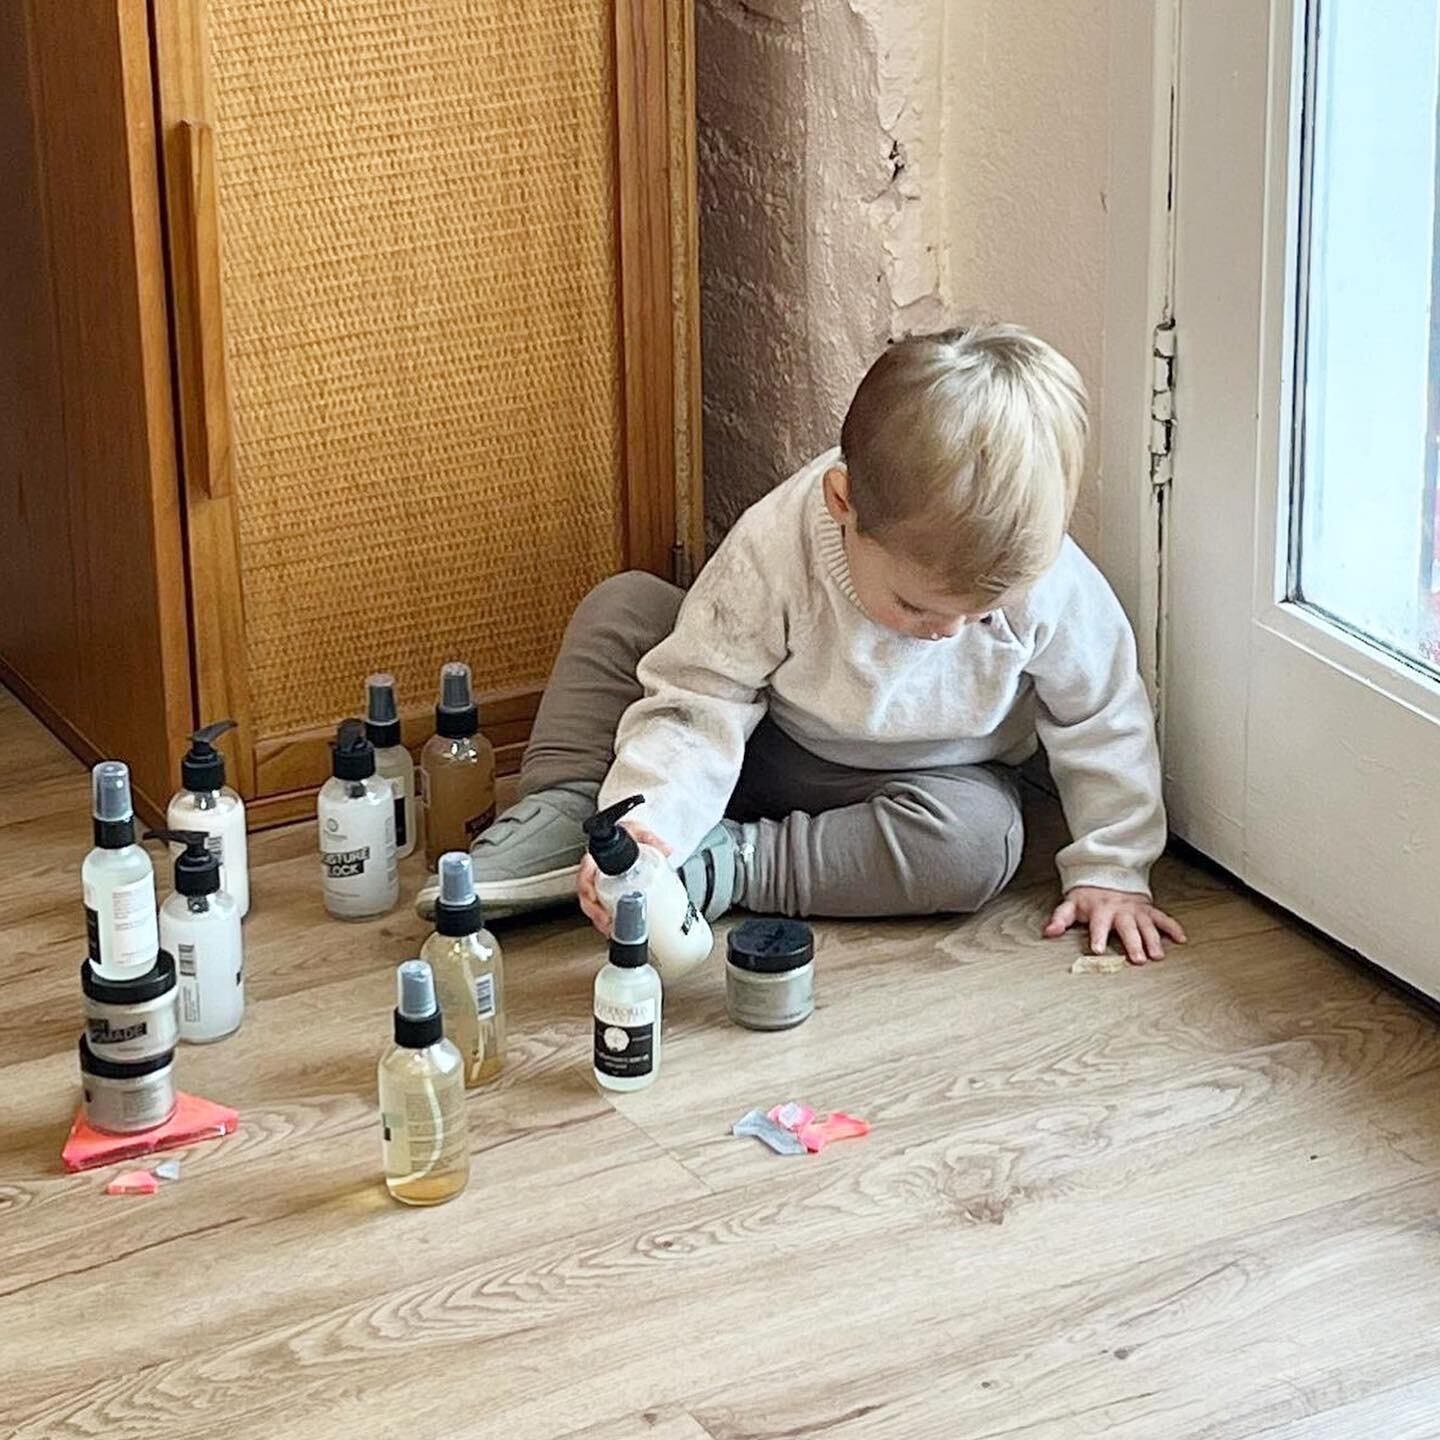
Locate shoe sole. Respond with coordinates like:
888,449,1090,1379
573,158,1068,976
475,863,581,918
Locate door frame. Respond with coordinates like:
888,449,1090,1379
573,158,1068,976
150,0,701,827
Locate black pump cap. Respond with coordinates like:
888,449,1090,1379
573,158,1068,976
181,719,236,792
144,829,220,897
582,794,644,875
331,719,376,780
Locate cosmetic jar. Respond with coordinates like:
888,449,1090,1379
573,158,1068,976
725,918,815,1031
79,1036,176,1134
81,950,178,1061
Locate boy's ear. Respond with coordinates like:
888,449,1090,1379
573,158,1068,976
822,465,854,526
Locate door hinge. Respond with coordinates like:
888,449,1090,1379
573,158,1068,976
1150,317,1176,489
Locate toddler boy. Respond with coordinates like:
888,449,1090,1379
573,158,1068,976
437,324,1184,964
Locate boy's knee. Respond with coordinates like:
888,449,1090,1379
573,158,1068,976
885,775,1023,912
571,570,684,638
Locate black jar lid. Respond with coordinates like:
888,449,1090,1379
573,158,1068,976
80,951,177,1006
78,1034,175,1079
726,918,814,974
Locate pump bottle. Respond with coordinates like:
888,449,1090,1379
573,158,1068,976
420,851,506,1086
379,959,470,1205
593,891,661,1091
147,829,244,1043
84,761,160,981
364,674,416,860
420,661,496,868
582,795,712,980
318,720,398,919
167,719,249,917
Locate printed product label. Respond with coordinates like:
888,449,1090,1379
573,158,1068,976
381,1086,467,1177
122,1079,172,1126
464,804,497,840
388,777,408,849
680,901,700,936
177,942,197,977
323,845,371,879
205,832,224,862
593,996,657,1080
474,973,497,1020
182,981,202,1025
87,1016,149,1045
96,875,159,971
85,904,100,963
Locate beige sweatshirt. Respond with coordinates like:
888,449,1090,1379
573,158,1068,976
600,449,1167,896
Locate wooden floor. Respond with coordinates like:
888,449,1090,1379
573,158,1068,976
5,686,1440,1439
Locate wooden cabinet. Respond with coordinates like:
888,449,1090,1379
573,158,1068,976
0,0,699,827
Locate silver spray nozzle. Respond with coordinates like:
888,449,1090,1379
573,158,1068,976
365,673,399,726
438,851,476,909
438,661,474,712
613,890,649,945
396,959,437,1021
91,761,134,823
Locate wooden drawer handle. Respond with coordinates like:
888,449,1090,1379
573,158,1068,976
176,119,233,500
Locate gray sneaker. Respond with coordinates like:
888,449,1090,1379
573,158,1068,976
677,820,753,921
414,782,598,921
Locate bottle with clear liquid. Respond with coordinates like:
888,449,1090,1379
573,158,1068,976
420,661,495,869
593,891,662,1092
166,719,250,917
364,674,416,861
147,828,244,1043
421,852,506,1086
318,720,398,919
379,959,470,1205
582,795,713,981
84,761,160,981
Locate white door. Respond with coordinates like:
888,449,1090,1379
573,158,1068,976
1164,0,1440,994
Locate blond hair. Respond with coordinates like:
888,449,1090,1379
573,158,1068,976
839,323,1088,599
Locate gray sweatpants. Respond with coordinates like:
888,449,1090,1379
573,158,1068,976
522,571,1024,918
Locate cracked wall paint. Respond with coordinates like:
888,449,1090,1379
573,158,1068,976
698,0,1110,552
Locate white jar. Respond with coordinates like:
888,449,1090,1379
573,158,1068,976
81,952,179,1061
79,1038,176,1134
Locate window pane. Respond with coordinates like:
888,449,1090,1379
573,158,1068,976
1294,0,1440,673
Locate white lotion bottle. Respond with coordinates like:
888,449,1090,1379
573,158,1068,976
148,828,243,1043
84,761,160,981
166,719,250,918
593,891,661,1091
364,674,416,860
582,794,712,980
318,719,398,919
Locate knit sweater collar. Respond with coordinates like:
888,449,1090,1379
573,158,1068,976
810,456,864,612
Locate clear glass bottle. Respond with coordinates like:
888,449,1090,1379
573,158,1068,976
83,761,159,981
166,719,250,917
593,891,661,1092
318,720,398,919
378,960,470,1205
147,828,244,1043
364,674,416,861
421,852,506,1086
420,661,495,869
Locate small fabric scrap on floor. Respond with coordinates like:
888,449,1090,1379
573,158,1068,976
767,1101,815,1132
798,1112,870,1153
1071,951,1127,975
106,1170,159,1197
152,1158,183,1182
732,1109,807,1155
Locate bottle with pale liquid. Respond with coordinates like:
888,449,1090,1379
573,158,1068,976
421,661,495,868
379,960,470,1205
84,761,160,981
593,891,661,1092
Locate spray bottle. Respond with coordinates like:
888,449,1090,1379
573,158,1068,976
84,761,159,981
420,852,506,1085
378,959,470,1205
318,719,398,919
582,795,712,980
166,719,249,917
146,828,244,1043
593,891,661,1091
364,674,416,860
420,661,496,868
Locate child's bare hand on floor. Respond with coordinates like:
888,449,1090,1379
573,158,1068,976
578,823,672,936
1044,886,1187,965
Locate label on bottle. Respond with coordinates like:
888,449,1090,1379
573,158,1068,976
381,1084,468,1178
474,973,496,1021
182,983,202,1025
323,845,372,879
593,996,656,1079
88,1016,149,1045
91,875,159,971
177,942,197,977
85,904,100,963
205,832,225,862
680,901,700,936
388,777,408,849
464,804,497,840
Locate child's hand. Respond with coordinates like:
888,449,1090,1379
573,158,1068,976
1044,886,1187,965
577,823,673,936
